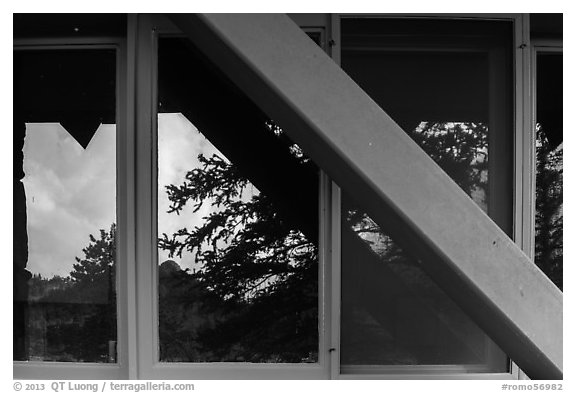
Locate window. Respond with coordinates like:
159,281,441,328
14,13,558,380
533,47,563,290
13,14,127,380
14,49,118,362
130,16,330,379
337,17,512,376
156,37,320,364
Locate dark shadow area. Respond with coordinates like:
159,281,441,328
14,50,116,147
537,54,563,149
14,14,127,39
530,14,563,41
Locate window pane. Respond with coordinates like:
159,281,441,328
535,52,563,290
14,50,117,362
340,18,512,371
157,38,319,363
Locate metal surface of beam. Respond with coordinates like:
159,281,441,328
168,13,563,379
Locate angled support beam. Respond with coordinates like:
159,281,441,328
169,13,562,379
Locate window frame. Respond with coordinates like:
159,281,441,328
12,37,132,380
529,39,563,262
328,13,529,380
13,13,544,380
132,14,332,380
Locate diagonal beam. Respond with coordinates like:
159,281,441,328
168,13,562,379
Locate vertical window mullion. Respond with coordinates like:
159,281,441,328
328,14,342,380
120,14,139,379
133,14,159,379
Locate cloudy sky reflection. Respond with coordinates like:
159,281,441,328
23,123,116,277
23,114,262,278
157,113,221,270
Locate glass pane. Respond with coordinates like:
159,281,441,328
340,18,512,371
14,50,117,362
157,38,319,363
535,52,563,290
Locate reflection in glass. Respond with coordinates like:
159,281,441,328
13,50,117,362
157,38,319,363
535,53,563,290
411,122,489,211
341,123,501,368
340,18,512,370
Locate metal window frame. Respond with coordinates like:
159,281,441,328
13,37,132,380
14,13,561,381
329,13,527,380
132,14,331,379
529,39,563,261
